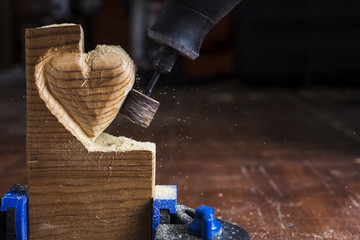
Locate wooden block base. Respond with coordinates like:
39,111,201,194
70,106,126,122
26,24,155,240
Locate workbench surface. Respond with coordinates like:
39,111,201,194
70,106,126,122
1,81,359,239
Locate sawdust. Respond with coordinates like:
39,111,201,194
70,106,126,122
154,185,177,199
87,132,155,152
38,23,76,28
88,44,130,57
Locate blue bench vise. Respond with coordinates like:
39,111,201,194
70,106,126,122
1,184,249,240
0,184,28,240
153,185,249,240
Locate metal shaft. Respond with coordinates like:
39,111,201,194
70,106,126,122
145,71,162,96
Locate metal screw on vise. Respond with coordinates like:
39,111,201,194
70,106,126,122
187,206,222,239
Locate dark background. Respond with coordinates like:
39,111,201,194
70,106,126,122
1,0,360,86
0,1,360,238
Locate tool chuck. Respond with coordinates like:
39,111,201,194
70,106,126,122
120,0,242,127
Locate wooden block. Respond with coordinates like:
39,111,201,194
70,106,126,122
26,24,155,239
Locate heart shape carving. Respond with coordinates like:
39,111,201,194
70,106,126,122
35,45,135,147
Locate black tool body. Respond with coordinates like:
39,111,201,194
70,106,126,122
149,0,242,61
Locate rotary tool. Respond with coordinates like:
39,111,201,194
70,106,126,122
120,0,242,127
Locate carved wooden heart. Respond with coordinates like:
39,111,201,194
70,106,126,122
35,45,135,147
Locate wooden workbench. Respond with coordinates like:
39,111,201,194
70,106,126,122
0,82,359,239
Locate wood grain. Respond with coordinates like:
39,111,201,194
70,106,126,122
26,24,155,240
34,39,135,147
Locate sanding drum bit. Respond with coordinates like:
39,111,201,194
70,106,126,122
120,45,178,127
120,0,242,127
